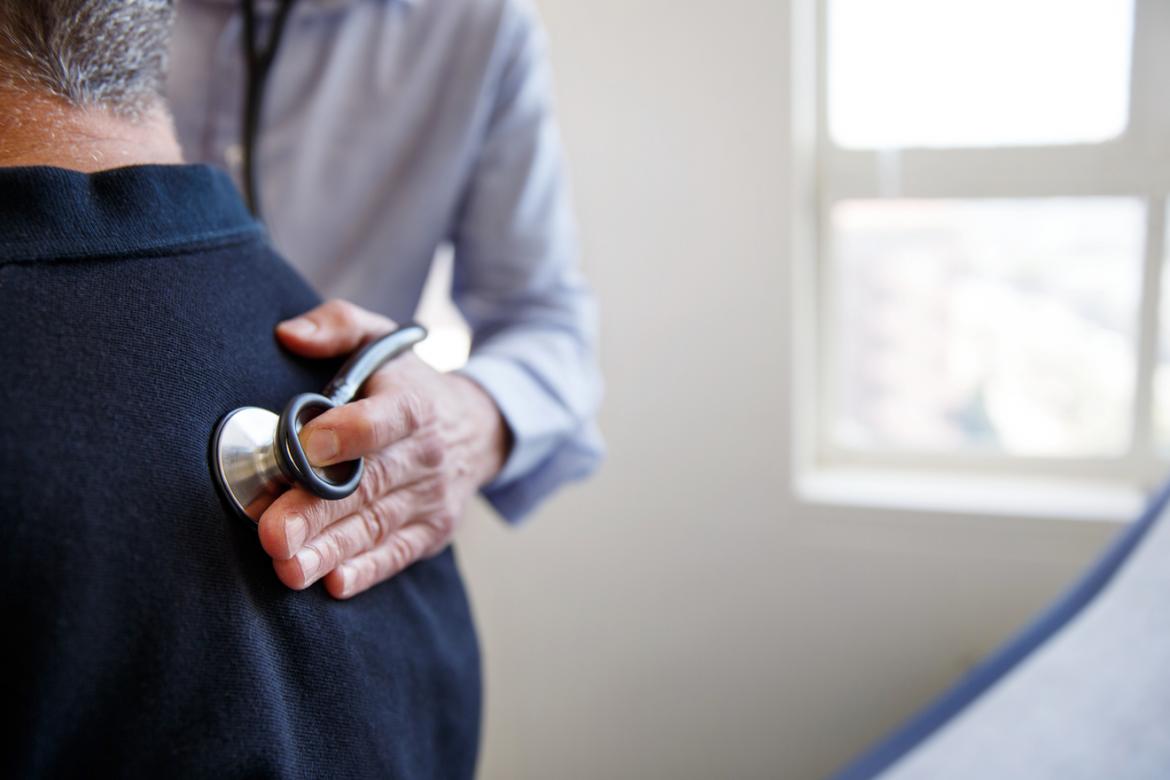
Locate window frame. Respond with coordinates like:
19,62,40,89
803,0,1170,498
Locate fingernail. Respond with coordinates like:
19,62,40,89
285,515,307,552
304,430,339,465
337,565,354,596
296,546,322,582
278,318,317,338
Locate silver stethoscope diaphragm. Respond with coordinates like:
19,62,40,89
211,323,427,522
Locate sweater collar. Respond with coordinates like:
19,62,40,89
0,164,262,265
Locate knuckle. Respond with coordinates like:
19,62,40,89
434,489,463,530
401,392,434,434
359,452,395,501
419,393,437,422
433,513,457,536
353,555,379,589
374,404,405,448
417,477,447,506
360,506,391,545
388,534,417,572
415,430,446,469
314,299,346,329
441,498,462,527
329,298,360,326
300,499,332,538
316,534,345,569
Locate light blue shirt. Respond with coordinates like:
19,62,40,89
168,0,603,521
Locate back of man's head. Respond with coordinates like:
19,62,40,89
0,0,175,120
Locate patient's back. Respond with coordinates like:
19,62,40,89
0,165,479,779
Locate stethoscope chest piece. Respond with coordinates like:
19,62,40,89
212,406,285,521
211,323,427,523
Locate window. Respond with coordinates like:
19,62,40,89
828,0,1134,149
812,0,1170,493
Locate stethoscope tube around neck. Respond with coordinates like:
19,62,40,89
240,0,299,218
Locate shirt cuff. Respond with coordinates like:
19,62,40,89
458,353,603,522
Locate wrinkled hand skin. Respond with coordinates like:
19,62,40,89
257,299,510,599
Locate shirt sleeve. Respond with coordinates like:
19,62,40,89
452,0,604,523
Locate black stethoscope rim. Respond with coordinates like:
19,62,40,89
276,392,364,500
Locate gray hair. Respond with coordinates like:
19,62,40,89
0,0,175,119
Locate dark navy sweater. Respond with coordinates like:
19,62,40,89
0,165,480,778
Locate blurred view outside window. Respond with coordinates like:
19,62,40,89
832,199,1143,456
820,0,1170,479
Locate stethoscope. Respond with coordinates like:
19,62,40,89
239,0,298,218
212,324,428,521
212,0,425,521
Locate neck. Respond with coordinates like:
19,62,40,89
0,91,183,172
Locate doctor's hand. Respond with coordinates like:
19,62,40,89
257,299,511,599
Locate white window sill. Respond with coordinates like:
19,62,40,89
795,468,1148,523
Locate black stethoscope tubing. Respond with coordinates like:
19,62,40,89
219,2,428,514
240,0,299,218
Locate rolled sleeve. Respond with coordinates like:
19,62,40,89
451,0,604,522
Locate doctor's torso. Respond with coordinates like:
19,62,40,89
167,0,511,316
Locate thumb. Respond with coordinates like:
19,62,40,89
276,299,397,358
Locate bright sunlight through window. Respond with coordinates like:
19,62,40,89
828,0,1135,149
814,0,1170,492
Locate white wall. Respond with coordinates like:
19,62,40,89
456,1,1123,777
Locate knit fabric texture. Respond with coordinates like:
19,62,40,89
0,164,481,779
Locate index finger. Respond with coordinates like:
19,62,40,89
276,299,397,358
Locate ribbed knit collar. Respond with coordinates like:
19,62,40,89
0,164,262,265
